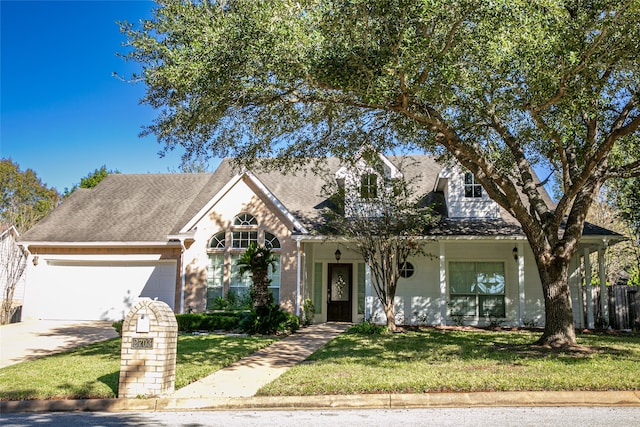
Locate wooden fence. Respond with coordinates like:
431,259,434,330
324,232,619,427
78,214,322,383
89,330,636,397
583,285,640,330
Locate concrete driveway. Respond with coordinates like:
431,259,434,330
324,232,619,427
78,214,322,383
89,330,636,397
0,320,119,369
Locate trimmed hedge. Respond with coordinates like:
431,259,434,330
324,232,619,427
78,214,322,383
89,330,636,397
112,309,299,335
175,312,245,332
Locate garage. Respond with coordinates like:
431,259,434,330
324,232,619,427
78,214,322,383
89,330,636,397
23,260,177,321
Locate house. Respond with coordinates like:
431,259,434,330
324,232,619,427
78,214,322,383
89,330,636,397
18,154,621,327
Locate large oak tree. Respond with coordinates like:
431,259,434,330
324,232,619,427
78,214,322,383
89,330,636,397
121,0,640,347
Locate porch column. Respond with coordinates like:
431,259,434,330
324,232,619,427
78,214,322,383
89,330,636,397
365,263,372,320
598,243,608,326
517,241,525,327
585,247,594,329
295,237,302,317
439,241,447,326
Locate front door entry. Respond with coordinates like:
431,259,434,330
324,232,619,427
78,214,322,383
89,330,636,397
327,263,352,322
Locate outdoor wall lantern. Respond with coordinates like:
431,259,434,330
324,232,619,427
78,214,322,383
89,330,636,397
334,248,342,262
32,255,39,266
512,246,518,262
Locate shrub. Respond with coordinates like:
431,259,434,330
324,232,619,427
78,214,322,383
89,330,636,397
347,320,387,335
210,291,252,311
239,303,300,335
302,298,315,326
175,312,244,332
112,320,123,336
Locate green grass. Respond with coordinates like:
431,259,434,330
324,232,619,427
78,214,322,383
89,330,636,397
0,334,276,401
257,328,640,395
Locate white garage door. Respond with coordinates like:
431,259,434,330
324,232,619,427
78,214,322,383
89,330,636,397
24,261,177,321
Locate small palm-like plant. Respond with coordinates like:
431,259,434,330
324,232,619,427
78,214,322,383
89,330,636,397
237,243,277,309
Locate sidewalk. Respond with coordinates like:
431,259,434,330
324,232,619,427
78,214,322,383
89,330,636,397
172,322,350,398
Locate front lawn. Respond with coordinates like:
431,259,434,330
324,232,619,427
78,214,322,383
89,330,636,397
258,328,640,395
0,334,276,401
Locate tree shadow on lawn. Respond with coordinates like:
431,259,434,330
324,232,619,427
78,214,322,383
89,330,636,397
176,334,276,366
309,326,639,367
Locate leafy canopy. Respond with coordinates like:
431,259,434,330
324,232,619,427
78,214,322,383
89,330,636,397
122,0,640,345
0,158,59,233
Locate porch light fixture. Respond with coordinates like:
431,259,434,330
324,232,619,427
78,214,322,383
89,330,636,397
512,246,518,261
32,256,39,266
334,249,342,262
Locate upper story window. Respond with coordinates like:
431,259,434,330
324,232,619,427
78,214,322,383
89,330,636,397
232,231,258,248
209,231,226,249
231,213,258,248
464,172,483,198
360,174,378,199
264,231,281,249
234,213,258,226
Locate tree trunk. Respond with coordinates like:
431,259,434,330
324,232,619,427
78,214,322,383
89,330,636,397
384,303,397,332
535,257,578,347
252,270,271,309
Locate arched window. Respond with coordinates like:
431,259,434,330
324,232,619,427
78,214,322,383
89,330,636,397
264,231,281,249
234,213,257,226
232,213,258,248
208,231,226,249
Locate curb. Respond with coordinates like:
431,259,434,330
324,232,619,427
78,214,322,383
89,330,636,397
2,391,640,413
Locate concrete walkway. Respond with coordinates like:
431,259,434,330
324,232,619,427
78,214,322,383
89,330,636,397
172,322,350,398
0,320,118,369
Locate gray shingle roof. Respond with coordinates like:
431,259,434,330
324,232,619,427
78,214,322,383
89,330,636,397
20,155,620,243
21,174,220,242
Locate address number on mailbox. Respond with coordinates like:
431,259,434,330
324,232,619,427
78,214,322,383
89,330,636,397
131,337,154,349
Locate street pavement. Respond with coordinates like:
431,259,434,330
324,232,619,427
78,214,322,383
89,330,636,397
3,407,640,427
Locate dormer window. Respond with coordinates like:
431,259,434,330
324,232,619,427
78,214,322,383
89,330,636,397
360,174,378,199
464,172,482,198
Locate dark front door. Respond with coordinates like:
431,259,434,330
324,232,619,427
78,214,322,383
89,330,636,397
327,263,352,322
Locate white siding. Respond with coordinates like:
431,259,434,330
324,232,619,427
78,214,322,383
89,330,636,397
442,167,501,219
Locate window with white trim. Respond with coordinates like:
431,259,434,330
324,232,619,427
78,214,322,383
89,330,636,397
234,213,258,226
230,253,253,299
209,231,225,249
360,173,378,199
268,254,281,302
399,262,415,278
264,231,281,249
449,261,505,318
464,172,483,198
205,213,282,304
232,231,258,248
205,254,224,309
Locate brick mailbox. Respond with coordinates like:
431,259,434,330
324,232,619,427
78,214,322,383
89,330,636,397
118,298,178,398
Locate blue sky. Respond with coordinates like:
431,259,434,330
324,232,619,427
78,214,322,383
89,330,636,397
1,0,196,192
